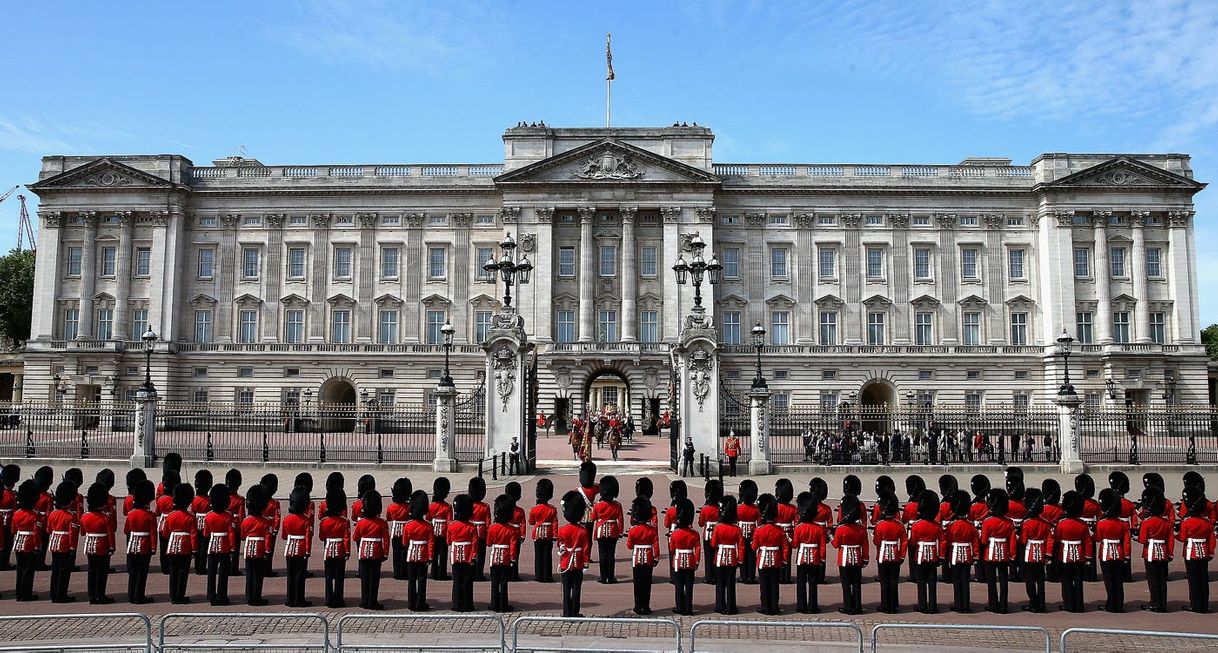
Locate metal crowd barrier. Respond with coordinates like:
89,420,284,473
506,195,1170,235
870,623,1051,653
1060,627,1218,652
0,613,152,652
690,619,864,652
334,613,506,652
159,612,329,652
511,616,682,653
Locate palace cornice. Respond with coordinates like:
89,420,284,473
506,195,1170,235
716,186,1033,198
189,188,502,198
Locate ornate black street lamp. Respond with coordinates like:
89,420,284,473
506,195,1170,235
439,319,456,388
483,232,533,309
671,233,722,311
1056,329,1075,396
140,327,158,393
750,322,767,389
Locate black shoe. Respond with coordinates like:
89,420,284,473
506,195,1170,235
210,598,231,606
90,597,115,605
172,596,191,604
133,597,154,604
248,599,268,607
367,602,385,610
1183,604,1195,612
266,570,279,577
51,596,76,604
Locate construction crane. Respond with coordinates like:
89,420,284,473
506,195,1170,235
16,195,34,252
0,185,17,205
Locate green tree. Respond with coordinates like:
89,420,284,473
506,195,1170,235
0,249,35,346
1203,323,1218,359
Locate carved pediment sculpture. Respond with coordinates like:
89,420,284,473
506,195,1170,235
573,150,644,180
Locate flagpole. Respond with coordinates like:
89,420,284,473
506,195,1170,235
606,76,612,128
606,32,614,128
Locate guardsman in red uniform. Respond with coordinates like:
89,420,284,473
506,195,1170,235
447,494,479,612
793,491,827,613
505,482,528,581
224,469,245,577
753,494,788,615
260,474,282,577
669,498,700,616
872,476,896,525
318,490,351,608
240,484,272,606
46,481,79,603
122,468,145,517
32,466,54,572
349,475,376,524
157,454,182,497
0,464,20,572
352,490,390,610
387,478,412,582
1019,488,1053,613
529,479,558,583
428,477,453,581
736,480,760,584
576,462,599,547
468,476,491,583
203,484,233,606
833,494,869,615
161,484,196,604
593,476,624,584
155,470,179,576
634,478,658,528
189,470,213,576
699,480,723,585
902,476,927,583
1109,471,1138,582
293,472,315,529
1179,472,1218,522
11,480,42,600
1095,488,1131,613
317,472,346,520
908,490,943,614
873,491,907,614
96,469,119,560
1075,474,1102,582
1178,485,1215,613
80,482,114,604
1138,488,1173,612
711,496,744,615
1040,479,1064,583
124,479,157,604
981,489,1016,613
487,494,520,612
774,479,798,584
809,478,834,586
664,480,687,537
840,475,869,528
723,432,741,477
402,490,432,611
281,487,313,607
1141,472,1175,525
1005,472,1028,583
626,496,659,614
1054,490,1091,613
557,490,591,617
944,490,980,613
938,475,961,525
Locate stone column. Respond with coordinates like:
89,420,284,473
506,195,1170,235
748,386,772,475
1131,212,1152,343
451,213,473,343
148,210,179,341
31,211,62,340
890,214,911,344
1057,390,1084,473
12,373,23,403
403,213,424,343
1038,211,1077,347
531,208,555,342
662,207,683,340
216,213,240,342
577,207,596,342
131,386,158,468
984,214,1006,343
936,214,959,343
1167,211,1196,342
263,214,285,342
308,213,332,342
795,213,816,344
77,212,98,339
1092,212,1112,344
356,213,378,343
841,214,863,344
484,311,534,464
620,207,638,342
433,383,458,472
113,212,134,340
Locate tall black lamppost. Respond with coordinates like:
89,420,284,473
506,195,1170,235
439,320,456,388
671,233,722,312
483,232,533,310
140,327,158,393
750,322,767,390
1056,329,1076,396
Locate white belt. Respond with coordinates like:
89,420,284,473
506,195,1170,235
950,541,973,565
1025,539,1045,563
324,537,344,559
389,520,406,539
1186,537,1210,561
127,531,151,555
703,521,718,542
632,544,654,566
715,543,738,567
83,532,107,555
1147,538,1168,562
558,544,582,572
489,543,511,566
405,538,427,562
166,531,190,554
1100,538,1123,562
796,542,820,566
673,547,696,571
1061,540,1083,563
840,544,862,566
285,534,306,557
916,540,938,564
49,530,70,551
878,540,900,563
987,537,1008,562
207,531,228,554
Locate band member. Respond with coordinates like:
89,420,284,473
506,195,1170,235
505,482,527,582
1136,487,1171,612
203,483,233,606
487,494,519,612
699,480,723,585
635,478,658,528
808,478,833,586
792,491,826,614
670,498,700,616
1095,488,1131,612
155,470,179,576
46,481,79,603
593,475,624,584
873,491,907,614
1019,488,1052,613
665,480,687,536
240,484,271,606
122,468,146,517
981,488,1015,613
1178,485,1215,613
448,494,478,612
260,474,281,577
319,490,351,609
32,466,54,572
124,479,157,604
387,478,413,582
1075,474,1101,582
225,469,245,577
737,480,760,584
80,482,114,604
529,479,557,583
1040,479,1064,583
711,496,744,615
577,462,599,546
753,494,788,615
774,479,797,584
944,490,979,613
400,490,432,611
626,496,659,614
833,494,868,615
1109,471,1138,582
161,484,196,604
353,490,389,610
872,476,895,525
188,470,212,576
1005,470,1027,583
1055,490,1091,613
318,472,346,519
908,490,943,614
428,477,453,581
903,475,927,583
281,487,313,607
557,490,591,617
0,464,20,572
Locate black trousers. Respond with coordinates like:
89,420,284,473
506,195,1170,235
87,554,111,602
451,561,474,612
359,558,383,608
1023,561,1046,612
950,563,972,611
406,561,428,610
1059,561,1085,612
727,457,737,477
759,567,781,614
206,553,230,604
324,557,346,607
632,565,653,612
229,545,242,576
673,569,695,615
741,539,756,583
0,531,13,570
715,564,737,614
1046,557,1061,583
127,553,151,602
796,564,819,613
285,556,308,606
983,562,1009,613
702,539,716,584
158,534,169,574
475,540,487,582
14,551,37,600
167,554,190,603
193,540,206,575
431,536,448,580
1185,558,1211,613
534,540,553,582
50,551,74,601
1085,548,1098,582
681,459,694,477
1145,560,1169,611
597,538,617,582
1010,548,1024,582
512,539,523,581
489,564,512,611
840,565,863,614
1100,560,1125,612
391,538,406,580
244,556,266,604
877,561,901,613
560,568,583,617
912,561,938,613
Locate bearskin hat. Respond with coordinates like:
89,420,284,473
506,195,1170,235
758,493,778,522
1143,487,1167,516
468,476,487,502
676,498,695,528
325,472,345,492
432,477,451,501
720,495,738,524
1,464,20,488
260,473,278,496
1142,472,1165,491
493,493,514,524
160,470,180,497
95,468,114,490
506,482,522,502
704,479,722,505
125,468,147,492
1098,488,1121,519
839,495,861,524
194,469,213,497
775,478,794,503
1023,487,1045,517
1005,466,1024,485
631,497,652,524
1062,490,1084,518
669,480,687,506
536,478,554,503
797,491,816,523
225,469,243,492
635,477,654,500
740,479,759,506
938,474,958,499
245,483,269,518
16,479,38,509
875,475,895,496
133,479,155,509
950,490,971,519
1108,471,1131,496
208,483,231,514
410,490,429,520
560,490,584,525
842,474,861,497
877,490,899,517
87,481,110,512
905,475,926,501
34,466,54,491
579,461,597,487
392,478,412,504
986,488,1009,517
293,472,312,493
288,487,310,516
919,490,941,521
356,475,376,500
1074,474,1095,499
1183,485,1207,516
1041,478,1062,506
162,452,182,475
326,490,347,517
1183,471,1206,492
54,481,76,508
808,477,828,503
361,490,382,519
172,482,193,510
600,476,620,502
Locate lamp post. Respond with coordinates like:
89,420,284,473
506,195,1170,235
1056,330,1076,396
140,327,158,394
750,322,767,390
671,233,722,313
440,320,456,388
483,232,533,310
1105,377,1118,401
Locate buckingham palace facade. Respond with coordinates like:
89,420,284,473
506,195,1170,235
22,124,1208,423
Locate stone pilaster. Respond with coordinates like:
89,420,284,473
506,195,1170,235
794,213,815,344
308,213,332,342
403,212,425,342
840,213,863,344
577,207,596,342
263,213,285,342
77,212,98,339
1130,212,1151,343
620,207,638,342
31,211,62,340
113,212,134,340
1168,211,1196,343
216,213,239,342
450,213,473,343
531,207,554,342
661,206,682,341
356,212,377,343
1057,391,1084,474
131,387,158,468
889,213,911,344
984,214,1006,343
936,213,959,343
1092,212,1112,344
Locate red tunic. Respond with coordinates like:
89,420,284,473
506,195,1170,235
872,517,908,563
593,500,625,540
318,515,351,559
190,496,210,533
736,503,760,540
123,495,136,516
124,508,157,556
264,499,282,533
400,518,433,563
908,518,944,564
663,506,679,534
228,494,247,549
280,513,313,558
752,522,789,568
556,522,590,572
529,503,558,541
577,485,599,524
669,526,702,572
79,510,112,556
791,521,827,566
240,514,273,559
837,501,869,528
318,498,347,521
1094,517,1131,562
471,501,491,541
968,500,988,526
10,508,42,553
943,518,980,565
0,487,13,549
1138,515,1175,562
352,516,390,561
980,515,1016,563
1007,500,1028,524
511,506,526,541
486,523,519,565
1081,498,1102,528
1053,517,1092,563
1177,515,1216,561
698,504,720,541
814,503,833,529
832,522,869,567
446,520,478,564
203,511,234,555
709,522,744,567
1120,498,1140,532
160,509,197,556
1019,516,1055,564
626,523,659,567
427,500,453,539
901,501,920,525
46,508,78,554
1041,503,1064,525
386,502,411,542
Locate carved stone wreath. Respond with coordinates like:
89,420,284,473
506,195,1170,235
688,347,714,412
520,234,536,253
493,346,517,412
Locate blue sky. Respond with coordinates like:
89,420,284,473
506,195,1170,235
4,1,1218,323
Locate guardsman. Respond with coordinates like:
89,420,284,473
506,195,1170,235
1138,487,1172,612
593,476,624,584
318,472,346,519
124,479,157,605
46,481,79,603
908,490,943,614
841,475,868,528
626,496,659,615
1075,474,1102,582
944,490,979,613
753,494,788,615
161,484,196,604
1141,472,1173,523
577,462,599,545
774,479,797,584
792,491,826,614
1019,488,1053,613
402,490,433,611
699,479,723,585
737,480,760,584
669,498,700,616
32,466,54,572
318,490,351,609
487,494,519,612
809,479,833,586
281,487,313,608
1178,485,1215,613
1109,471,1138,582
529,479,557,583
635,478,658,528
872,476,896,525
723,432,741,477
1040,479,1064,583
353,490,390,610
665,480,687,536
428,477,453,581
505,482,527,581
80,482,114,604
1095,488,1131,613
190,470,213,575
387,478,412,582
349,475,377,522
1005,470,1028,583
873,491,906,614
203,483,233,606
902,475,927,583
711,496,744,615
1055,490,1091,613
981,488,1015,613
122,468,146,517
833,494,868,615
240,484,272,607
224,469,245,577
557,490,590,617
0,464,20,572
468,476,491,583
11,480,42,600
261,474,282,576
448,494,478,612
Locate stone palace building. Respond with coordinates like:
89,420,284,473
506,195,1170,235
22,124,1207,429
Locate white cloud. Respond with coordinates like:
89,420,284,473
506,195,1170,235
0,116,77,154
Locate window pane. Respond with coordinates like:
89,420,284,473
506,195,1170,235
194,310,212,343
96,308,113,340
914,248,930,279
1110,247,1126,277
1113,311,1130,343
866,248,883,278
771,248,788,278
67,247,83,276
335,247,353,277
1076,312,1093,344
867,313,885,345
476,247,494,280
819,311,837,346
1150,311,1166,344
381,248,399,278
136,248,151,276
640,310,658,343
63,309,79,340
721,248,739,279
1073,248,1090,278
722,312,741,345
285,310,304,344
640,246,658,277
425,311,445,344
558,248,576,277
770,312,789,345
101,247,116,276
332,310,352,343
598,309,618,342
1008,249,1024,279
915,311,933,345
1010,312,1027,345
239,309,258,343
379,310,399,344
475,311,493,343
1145,247,1161,277
818,249,835,278
131,309,149,341
556,310,575,343
288,248,306,278
599,245,617,276
961,248,978,279
962,312,980,345
242,248,259,278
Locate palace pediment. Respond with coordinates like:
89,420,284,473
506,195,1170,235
29,158,186,192
1037,156,1204,193
495,139,720,187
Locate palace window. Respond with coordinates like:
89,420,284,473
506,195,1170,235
598,309,618,342
820,392,839,411
381,247,399,279
378,310,399,344
915,311,933,345
236,388,255,405
772,393,789,411
722,311,741,345
769,214,789,225
599,245,617,277
1145,247,1162,278
866,248,884,279
962,311,981,346
193,389,209,405
424,310,445,345
287,247,306,279
135,247,151,277
822,370,836,380
426,247,445,279
475,311,493,344
961,247,979,280
770,311,790,345
959,215,978,227
558,247,576,278
476,247,494,280
1007,216,1025,227
913,248,931,280
1150,311,1166,344
1076,312,1093,344
919,370,933,380
1009,312,1028,346
194,310,213,343
1112,311,1130,343
131,309,148,342
1008,249,1025,280
965,392,982,412
332,309,352,344
1073,248,1090,278
289,215,307,226
912,215,930,226
284,310,304,344
1110,247,1127,278
866,214,884,226
66,247,82,277
95,308,113,340
819,311,837,346
640,245,658,277
555,310,576,343
238,309,258,344
818,248,836,278
334,247,354,278
100,246,116,277
242,247,260,279
867,312,885,345
640,310,659,343
818,214,836,226
721,247,739,279
770,247,789,279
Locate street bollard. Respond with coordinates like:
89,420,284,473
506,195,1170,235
478,459,486,478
